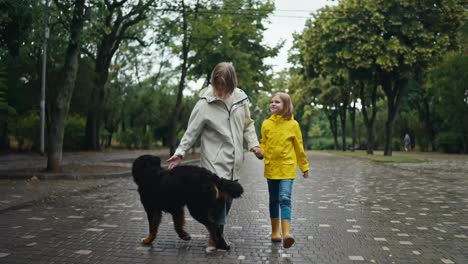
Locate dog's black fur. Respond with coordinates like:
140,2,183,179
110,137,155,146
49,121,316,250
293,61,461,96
132,155,243,249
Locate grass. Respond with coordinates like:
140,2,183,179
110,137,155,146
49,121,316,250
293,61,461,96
326,150,427,163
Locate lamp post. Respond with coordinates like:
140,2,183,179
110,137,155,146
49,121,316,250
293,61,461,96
40,0,49,155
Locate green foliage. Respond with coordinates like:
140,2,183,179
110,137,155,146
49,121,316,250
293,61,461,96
141,128,154,150
426,52,468,153
0,66,16,118
0,0,33,57
392,138,402,151
436,132,464,153
299,0,464,154
116,128,140,149
14,111,39,150
114,127,156,150
63,114,86,150
180,0,281,95
310,137,336,150
310,124,322,138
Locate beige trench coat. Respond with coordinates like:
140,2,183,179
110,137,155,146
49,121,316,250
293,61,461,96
174,86,259,180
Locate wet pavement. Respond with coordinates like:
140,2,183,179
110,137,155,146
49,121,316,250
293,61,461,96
0,151,467,263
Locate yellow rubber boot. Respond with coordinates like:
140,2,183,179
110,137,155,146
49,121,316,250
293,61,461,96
281,220,295,248
270,218,282,242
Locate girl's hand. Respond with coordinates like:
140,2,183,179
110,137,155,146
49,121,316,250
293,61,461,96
250,146,264,160
303,170,309,178
167,155,182,170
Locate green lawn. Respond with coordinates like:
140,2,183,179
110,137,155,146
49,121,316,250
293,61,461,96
326,150,427,163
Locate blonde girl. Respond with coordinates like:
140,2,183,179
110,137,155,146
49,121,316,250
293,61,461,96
254,92,309,248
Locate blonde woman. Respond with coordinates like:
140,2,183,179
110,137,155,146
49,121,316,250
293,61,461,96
167,62,261,252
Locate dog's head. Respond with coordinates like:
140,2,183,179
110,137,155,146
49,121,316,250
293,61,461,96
132,155,162,186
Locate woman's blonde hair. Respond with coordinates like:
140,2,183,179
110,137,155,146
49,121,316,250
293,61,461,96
272,92,294,120
210,62,237,96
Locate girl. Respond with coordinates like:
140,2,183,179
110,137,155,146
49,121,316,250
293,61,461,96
255,92,309,249
167,62,261,252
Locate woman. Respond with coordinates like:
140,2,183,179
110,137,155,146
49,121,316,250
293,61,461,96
167,62,261,252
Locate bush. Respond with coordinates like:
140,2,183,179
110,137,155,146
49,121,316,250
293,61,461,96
310,137,336,150
436,132,463,153
117,128,140,149
141,128,154,149
14,112,40,150
64,114,86,150
392,138,402,151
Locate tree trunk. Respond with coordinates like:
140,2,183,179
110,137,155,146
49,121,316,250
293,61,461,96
84,0,153,150
338,86,349,151
168,0,190,156
0,125,9,150
168,59,188,156
360,82,378,155
46,0,86,171
106,133,112,148
85,60,110,150
382,76,405,156
422,96,436,151
326,109,339,150
350,99,356,152
339,105,347,151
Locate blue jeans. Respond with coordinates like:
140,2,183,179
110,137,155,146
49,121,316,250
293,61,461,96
217,196,233,225
267,179,294,221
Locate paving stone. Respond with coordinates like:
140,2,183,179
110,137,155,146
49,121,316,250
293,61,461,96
1,152,467,263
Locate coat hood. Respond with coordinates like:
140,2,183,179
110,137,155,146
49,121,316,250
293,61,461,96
199,85,248,104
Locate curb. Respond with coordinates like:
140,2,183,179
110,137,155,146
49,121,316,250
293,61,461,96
0,170,132,180
0,159,200,180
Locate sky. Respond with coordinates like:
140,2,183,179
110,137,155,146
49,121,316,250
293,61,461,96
263,0,337,72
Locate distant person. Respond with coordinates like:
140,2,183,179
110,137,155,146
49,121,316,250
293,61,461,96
404,133,411,152
167,62,261,252
253,92,309,249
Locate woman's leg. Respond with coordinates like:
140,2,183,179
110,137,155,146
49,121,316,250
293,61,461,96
215,196,233,250
278,179,295,248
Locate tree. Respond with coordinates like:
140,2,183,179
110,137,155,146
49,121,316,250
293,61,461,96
301,0,464,155
0,66,16,149
165,0,280,155
0,0,33,149
47,0,87,171
83,0,157,150
428,52,468,153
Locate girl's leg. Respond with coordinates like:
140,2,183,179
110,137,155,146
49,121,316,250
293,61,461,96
267,179,280,218
278,179,295,248
267,180,281,242
278,179,293,221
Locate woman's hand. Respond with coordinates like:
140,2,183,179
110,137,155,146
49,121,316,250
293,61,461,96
250,146,263,160
167,155,182,170
303,170,309,178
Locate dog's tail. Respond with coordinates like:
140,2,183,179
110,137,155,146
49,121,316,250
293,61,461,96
218,178,244,199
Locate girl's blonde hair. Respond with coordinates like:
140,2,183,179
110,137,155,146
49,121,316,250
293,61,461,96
272,92,294,120
210,62,237,96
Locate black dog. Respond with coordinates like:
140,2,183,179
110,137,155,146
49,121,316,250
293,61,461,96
132,155,243,250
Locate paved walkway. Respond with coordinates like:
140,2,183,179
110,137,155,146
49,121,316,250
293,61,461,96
0,152,467,263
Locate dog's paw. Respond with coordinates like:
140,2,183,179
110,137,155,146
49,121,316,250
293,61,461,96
142,234,156,245
205,239,216,253
205,246,216,253
178,232,191,241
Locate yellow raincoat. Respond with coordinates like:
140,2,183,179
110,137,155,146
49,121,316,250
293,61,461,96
260,114,309,179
